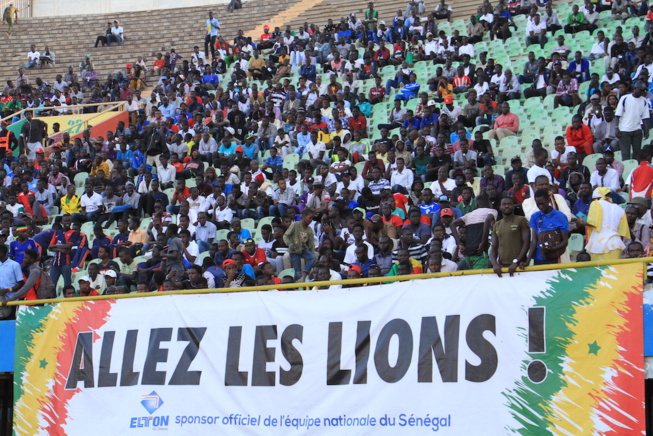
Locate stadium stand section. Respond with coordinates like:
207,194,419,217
0,0,650,302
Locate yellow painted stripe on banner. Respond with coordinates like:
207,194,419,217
13,302,85,436
546,263,641,435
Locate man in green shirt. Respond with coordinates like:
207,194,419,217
283,208,316,282
564,5,586,34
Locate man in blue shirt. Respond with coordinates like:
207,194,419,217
572,182,592,217
263,147,283,175
205,12,221,60
525,188,569,266
202,66,220,90
299,58,316,82
0,243,25,306
394,73,420,102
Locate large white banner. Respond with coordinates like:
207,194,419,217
13,264,646,435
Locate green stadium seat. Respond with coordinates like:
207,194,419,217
622,159,639,179
240,218,256,231
569,233,585,255
277,268,295,279
216,229,230,241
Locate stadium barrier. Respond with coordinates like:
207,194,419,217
9,259,649,435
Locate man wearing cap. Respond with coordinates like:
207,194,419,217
20,110,47,159
615,80,650,160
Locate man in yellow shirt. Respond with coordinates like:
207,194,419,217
89,155,110,179
61,185,81,215
3,4,18,37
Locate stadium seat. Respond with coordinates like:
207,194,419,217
622,159,639,179
277,268,295,279
568,233,584,255
216,229,230,241
240,218,256,231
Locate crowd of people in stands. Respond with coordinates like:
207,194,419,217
1,0,653,312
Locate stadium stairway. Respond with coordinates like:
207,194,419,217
0,0,301,87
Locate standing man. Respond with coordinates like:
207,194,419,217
3,3,18,37
205,12,221,61
615,80,650,161
523,189,569,266
283,208,316,282
450,194,497,270
48,214,74,289
20,110,47,159
490,197,530,277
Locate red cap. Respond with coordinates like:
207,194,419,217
235,146,244,152
441,208,454,217
126,63,132,69
254,173,265,182
444,97,454,104
35,148,44,153
348,265,362,274
222,259,236,268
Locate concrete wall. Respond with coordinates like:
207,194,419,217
32,0,230,17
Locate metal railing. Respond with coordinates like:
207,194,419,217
43,101,126,143
0,0,31,19
4,257,649,306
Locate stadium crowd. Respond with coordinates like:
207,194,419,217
1,0,653,310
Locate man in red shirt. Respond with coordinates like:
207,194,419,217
348,106,368,135
566,114,594,158
368,77,386,104
241,238,267,274
374,41,391,67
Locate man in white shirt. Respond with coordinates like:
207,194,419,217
156,155,176,190
526,14,548,48
498,69,521,102
390,157,414,191
306,131,327,168
458,37,475,58
479,6,494,30
615,80,650,160
80,185,104,222
527,148,553,196
191,45,207,68
634,53,653,82
110,21,124,46
423,33,440,60
25,45,39,69
198,132,218,165
590,158,621,191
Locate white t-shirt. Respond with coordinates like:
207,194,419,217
615,93,650,132
589,168,620,191
307,141,326,159
431,178,457,196
81,192,103,213
550,146,576,165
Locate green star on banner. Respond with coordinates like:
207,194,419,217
39,358,47,369
588,341,601,356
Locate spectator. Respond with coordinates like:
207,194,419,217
523,188,569,266
615,80,650,161
490,197,530,277
487,102,519,141
109,20,124,46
